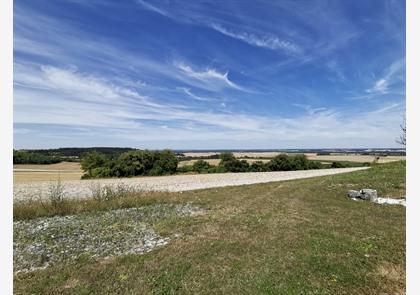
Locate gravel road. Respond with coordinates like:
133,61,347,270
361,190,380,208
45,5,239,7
14,167,369,202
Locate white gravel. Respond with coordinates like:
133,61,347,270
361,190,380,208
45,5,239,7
374,197,406,206
14,167,369,202
14,203,202,273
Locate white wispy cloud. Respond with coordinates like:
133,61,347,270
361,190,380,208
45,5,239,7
177,87,215,101
136,0,170,17
174,61,243,91
14,63,405,148
211,23,302,55
367,59,405,94
293,104,328,115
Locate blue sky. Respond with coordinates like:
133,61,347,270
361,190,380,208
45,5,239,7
14,0,406,149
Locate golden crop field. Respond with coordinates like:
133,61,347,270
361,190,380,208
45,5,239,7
13,162,83,183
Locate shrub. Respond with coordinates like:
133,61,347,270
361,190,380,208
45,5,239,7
220,158,250,172
267,154,293,171
177,165,194,173
47,179,66,207
267,154,319,171
115,150,156,177
150,149,178,175
249,161,269,172
220,152,236,163
192,160,212,173
331,161,346,168
308,161,322,169
89,182,135,202
207,166,226,173
290,154,310,170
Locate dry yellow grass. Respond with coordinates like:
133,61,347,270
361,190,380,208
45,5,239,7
14,172,84,182
13,162,83,183
13,162,82,171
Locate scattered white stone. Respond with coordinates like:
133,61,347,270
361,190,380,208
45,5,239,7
346,189,405,206
374,197,406,206
14,203,203,273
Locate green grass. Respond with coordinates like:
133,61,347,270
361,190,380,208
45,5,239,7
14,161,405,294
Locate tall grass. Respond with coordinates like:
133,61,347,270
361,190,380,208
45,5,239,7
14,181,186,220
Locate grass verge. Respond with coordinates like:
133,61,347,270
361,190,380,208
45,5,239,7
14,161,405,294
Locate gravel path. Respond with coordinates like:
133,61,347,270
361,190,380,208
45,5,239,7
14,167,369,202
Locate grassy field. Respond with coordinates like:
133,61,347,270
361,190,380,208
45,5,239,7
14,161,405,294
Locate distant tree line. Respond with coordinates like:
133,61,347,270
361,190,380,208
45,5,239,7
176,153,221,161
21,147,136,159
13,150,63,164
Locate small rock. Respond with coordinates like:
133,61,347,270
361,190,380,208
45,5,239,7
359,189,378,202
347,190,360,199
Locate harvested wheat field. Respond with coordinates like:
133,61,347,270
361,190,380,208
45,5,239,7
13,162,83,182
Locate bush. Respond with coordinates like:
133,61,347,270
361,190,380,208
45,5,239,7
308,161,322,169
150,149,178,175
267,154,294,171
331,161,346,168
267,154,316,171
192,160,212,173
89,182,135,202
177,165,194,173
220,155,250,172
220,152,236,163
47,179,66,207
249,161,269,172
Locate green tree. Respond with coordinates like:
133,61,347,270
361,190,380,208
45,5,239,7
150,150,178,175
80,151,108,177
219,152,236,163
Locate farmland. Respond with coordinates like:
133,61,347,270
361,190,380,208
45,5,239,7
13,153,405,183
13,162,83,182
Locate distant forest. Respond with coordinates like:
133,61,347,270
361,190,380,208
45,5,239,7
13,147,137,164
